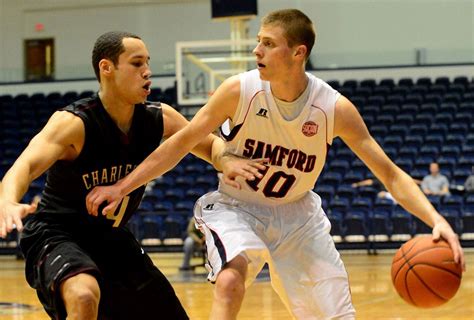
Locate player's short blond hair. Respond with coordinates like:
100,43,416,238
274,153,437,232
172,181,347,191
262,9,316,60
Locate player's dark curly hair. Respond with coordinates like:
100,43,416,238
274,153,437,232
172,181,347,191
92,31,141,82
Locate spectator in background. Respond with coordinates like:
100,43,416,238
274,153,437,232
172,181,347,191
179,217,205,271
352,177,397,203
421,162,450,196
352,177,421,204
464,166,474,194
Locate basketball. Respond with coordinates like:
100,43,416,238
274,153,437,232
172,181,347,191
391,235,462,308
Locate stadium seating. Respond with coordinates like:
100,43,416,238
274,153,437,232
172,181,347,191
2,76,474,250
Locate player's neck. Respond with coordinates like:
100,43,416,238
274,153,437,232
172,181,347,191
98,90,135,134
270,71,308,102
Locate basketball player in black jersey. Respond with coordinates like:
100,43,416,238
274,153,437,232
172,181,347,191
0,31,256,319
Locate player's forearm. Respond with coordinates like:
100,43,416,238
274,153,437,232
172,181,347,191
117,130,200,196
211,138,227,171
387,172,443,227
1,163,32,202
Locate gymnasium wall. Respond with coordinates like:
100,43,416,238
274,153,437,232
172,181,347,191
0,0,473,82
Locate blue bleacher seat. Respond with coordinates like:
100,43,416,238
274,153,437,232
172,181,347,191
358,186,379,200
379,78,395,88
162,213,187,241
441,145,461,158
164,188,185,202
327,210,344,239
368,207,392,238
405,93,423,105
434,112,454,124
351,197,372,212
343,209,368,239
343,171,365,185
153,176,174,188
330,159,350,175
391,206,413,238
419,102,438,114
174,176,194,188
415,113,434,126
315,185,336,201
445,134,464,145
398,146,418,161
400,103,418,114
424,93,442,105
404,135,423,148
392,85,409,96
394,158,413,172
424,134,444,148
370,125,389,138
154,201,174,213
373,86,391,96
327,80,340,89
367,95,385,106
443,93,462,104
329,197,350,211
141,212,164,241
398,78,414,87
354,87,372,98
185,187,206,202
174,200,195,216
386,95,404,106
419,145,439,159
429,123,448,136
360,79,377,88
336,184,356,200
449,122,469,135
383,135,403,149
416,77,432,86
434,76,450,86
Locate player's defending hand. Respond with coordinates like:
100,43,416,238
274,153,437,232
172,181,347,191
0,199,38,238
221,157,269,189
86,183,124,217
432,220,466,271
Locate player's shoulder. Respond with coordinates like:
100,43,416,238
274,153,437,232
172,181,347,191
212,74,241,100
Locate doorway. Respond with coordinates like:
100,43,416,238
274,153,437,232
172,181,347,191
24,38,55,81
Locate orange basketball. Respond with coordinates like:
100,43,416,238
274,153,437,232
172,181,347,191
391,235,462,308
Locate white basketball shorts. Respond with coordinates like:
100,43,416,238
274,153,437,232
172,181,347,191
194,190,355,319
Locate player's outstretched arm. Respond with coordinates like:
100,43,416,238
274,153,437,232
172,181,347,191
0,111,84,237
86,76,242,216
334,95,465,271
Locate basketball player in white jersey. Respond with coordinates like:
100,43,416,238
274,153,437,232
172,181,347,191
86,9,465,319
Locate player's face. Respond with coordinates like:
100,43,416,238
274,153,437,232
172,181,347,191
112,38,152,104
253,24,297,81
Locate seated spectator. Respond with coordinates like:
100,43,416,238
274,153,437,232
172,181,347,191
464,166,474,194
421,162,450,196
352,177,421,204
352,178,397,203
179,217,205,271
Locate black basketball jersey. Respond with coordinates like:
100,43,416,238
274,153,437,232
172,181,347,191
38,94,163,228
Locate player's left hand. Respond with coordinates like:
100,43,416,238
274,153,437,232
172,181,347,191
432,220,465,271
0,199,37,238
221,157,268,189
86,182,124,217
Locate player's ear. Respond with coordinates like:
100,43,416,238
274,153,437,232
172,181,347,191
294,45,307,60
99,59,113,76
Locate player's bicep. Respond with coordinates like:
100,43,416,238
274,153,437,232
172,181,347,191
16,111,84,179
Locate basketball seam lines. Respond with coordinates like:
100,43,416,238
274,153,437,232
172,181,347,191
408,264,449,305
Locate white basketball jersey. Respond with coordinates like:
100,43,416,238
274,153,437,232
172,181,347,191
219,69,340,206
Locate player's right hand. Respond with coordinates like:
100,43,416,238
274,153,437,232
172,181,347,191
221,157,269,189
0,199,38,238
86,183,124,217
